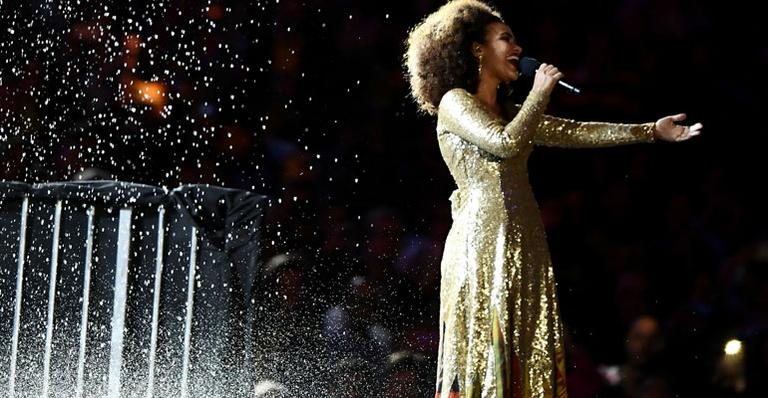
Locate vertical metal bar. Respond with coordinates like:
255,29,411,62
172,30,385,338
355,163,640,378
42,200,63,397
8,197,29,397
145,206,165,398
108,208,133,398
75,206,96,398
180,227,197,398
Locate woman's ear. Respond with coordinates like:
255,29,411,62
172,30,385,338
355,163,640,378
471,43,483,58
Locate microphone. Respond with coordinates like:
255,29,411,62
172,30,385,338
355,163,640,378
519,56,581,94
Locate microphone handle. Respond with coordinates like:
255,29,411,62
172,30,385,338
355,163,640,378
519,57,582,94
557,80,581,94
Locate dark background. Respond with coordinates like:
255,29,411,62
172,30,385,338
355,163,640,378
2,0,767,396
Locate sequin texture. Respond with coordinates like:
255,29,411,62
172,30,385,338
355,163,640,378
434,88,655,397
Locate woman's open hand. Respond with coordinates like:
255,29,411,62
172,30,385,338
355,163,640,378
654,113,703,142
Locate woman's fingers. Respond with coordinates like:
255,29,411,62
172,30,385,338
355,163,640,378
532,63,565,95
688,123,704,137
677,123,703,141
690,122,703,134
538,63,558,72
670,113,687,122
537,63,561,77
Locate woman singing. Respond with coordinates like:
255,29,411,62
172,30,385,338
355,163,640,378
403,0,702,396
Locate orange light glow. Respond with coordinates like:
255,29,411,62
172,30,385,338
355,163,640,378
130,80,167,114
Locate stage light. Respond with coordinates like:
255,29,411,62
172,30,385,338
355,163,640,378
724,339,742,356
127,80,167,115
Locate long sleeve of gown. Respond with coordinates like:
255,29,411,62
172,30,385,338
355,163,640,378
438,88,549,158
534,113,656,148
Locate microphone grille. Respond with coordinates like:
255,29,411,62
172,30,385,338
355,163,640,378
519,57,540,78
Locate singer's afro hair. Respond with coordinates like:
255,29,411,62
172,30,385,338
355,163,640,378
403,0,504,115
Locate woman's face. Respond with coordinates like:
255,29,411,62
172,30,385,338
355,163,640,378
475,22,522,83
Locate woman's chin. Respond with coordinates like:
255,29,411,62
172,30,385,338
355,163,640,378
503,73,519,83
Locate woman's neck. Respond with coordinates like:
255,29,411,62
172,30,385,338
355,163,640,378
474,77,502,115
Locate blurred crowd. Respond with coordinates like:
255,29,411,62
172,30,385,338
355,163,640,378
2,0,767,396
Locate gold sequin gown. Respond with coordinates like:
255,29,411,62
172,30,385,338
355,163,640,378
434,88,656,398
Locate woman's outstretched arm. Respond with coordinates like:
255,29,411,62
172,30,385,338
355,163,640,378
533,111,702,147
533,113,657,147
